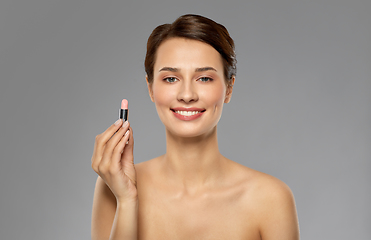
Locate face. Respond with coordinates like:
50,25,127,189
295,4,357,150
147,37,234,138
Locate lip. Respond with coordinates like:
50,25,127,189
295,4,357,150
171,107,206,112
170,107,206,121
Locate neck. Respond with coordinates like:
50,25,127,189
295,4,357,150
161,126,226,192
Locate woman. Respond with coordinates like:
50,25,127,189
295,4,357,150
91,14,300,240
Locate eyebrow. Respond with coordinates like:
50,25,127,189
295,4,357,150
159,66,217,72
195,67,217,72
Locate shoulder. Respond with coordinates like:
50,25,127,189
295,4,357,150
251,170,295,206
227,161,300,239
227,160,294,203
233,163,296,215
134,156,164,184
226,159,293,198
135,156,161,174
247,170,299,239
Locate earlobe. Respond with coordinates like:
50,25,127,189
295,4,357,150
146,75,155,102
224,75,235,103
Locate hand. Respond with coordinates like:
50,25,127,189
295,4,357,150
91,119,137,203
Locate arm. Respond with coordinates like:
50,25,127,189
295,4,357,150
258,179,300,240
91,119,138,240
110,198,138,240
91,177,138,240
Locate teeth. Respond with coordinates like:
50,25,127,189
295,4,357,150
175,111,201,116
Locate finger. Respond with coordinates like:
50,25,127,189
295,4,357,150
100,121,131,169
112,128,131,167
108,129,131,177
121,127,134,164
93,119,123,161
91,119,123,172
127,126,134,148
120,128,136,186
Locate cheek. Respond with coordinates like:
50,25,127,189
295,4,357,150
201,84,226,107
152,84,174,108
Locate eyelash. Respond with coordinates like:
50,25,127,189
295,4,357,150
163,77,213,83
198,77,213,82
163,77,178,83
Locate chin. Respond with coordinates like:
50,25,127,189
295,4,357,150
166,124,217,139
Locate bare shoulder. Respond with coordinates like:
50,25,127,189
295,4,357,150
250,169,294,203
226,160,300,239
134,156,164,184
135,156,162,174
227,160,294,203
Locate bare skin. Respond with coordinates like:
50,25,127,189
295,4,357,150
136,155,298,240
91,38,300,239
93,145,299,240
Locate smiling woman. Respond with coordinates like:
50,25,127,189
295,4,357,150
148,38,230,138
91,14,300,240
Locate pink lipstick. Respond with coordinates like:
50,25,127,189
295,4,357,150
120,99,128,121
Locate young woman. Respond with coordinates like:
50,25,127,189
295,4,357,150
91,14,300,240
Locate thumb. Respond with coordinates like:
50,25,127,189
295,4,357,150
121,127,134,164
120,127,136,184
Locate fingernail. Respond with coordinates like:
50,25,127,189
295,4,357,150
114,119,122,125
122,121,129,127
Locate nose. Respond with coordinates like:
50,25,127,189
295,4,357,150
177,80,198,103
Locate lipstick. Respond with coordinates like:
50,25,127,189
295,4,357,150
120,99,128,121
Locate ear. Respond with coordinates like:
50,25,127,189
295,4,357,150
224,75,235,103
146,75,155,102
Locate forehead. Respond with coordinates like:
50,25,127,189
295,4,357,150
154,38,223,72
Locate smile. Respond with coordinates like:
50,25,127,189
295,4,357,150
170,108,206,121
174,111,201,116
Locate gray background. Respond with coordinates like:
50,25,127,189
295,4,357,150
0,0,370,239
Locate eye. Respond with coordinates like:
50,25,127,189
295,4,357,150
163,77,178,83
198,77,213,82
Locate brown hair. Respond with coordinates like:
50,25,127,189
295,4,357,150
145,14,236,85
